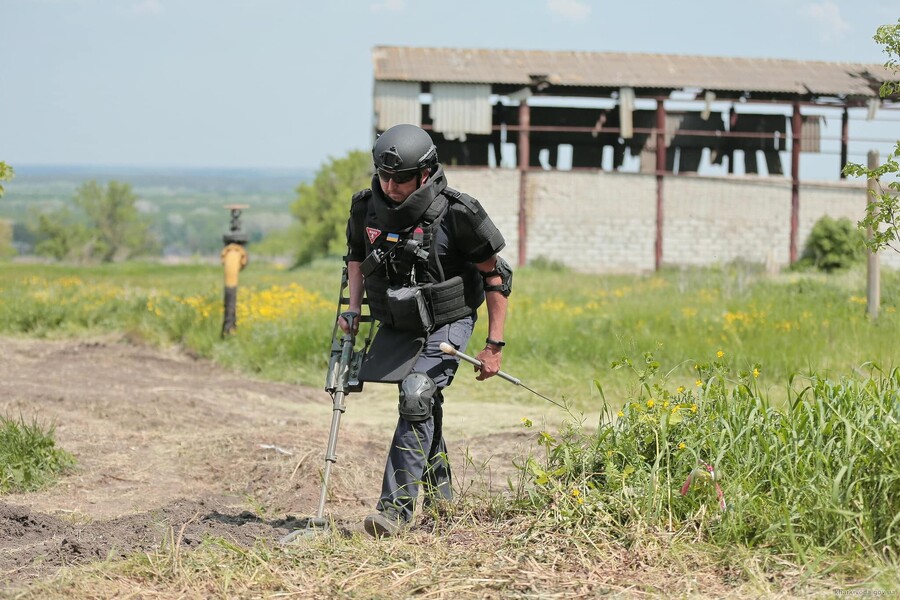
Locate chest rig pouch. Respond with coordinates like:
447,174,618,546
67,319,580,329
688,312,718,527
385,237,434,332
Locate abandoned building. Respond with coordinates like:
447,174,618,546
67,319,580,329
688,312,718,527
371,46,898,272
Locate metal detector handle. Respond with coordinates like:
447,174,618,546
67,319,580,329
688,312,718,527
339,310,359,341
439,342,521,386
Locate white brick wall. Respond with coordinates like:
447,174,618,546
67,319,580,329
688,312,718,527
665,176,793,267
526,171,657,272
443,168,521,266
445,168,900,272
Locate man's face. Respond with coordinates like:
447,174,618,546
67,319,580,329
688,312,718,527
377,169,426,204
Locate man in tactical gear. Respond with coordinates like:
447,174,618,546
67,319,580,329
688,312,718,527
339,123,512,538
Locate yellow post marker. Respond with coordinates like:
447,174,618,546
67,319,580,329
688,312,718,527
221,204,249,336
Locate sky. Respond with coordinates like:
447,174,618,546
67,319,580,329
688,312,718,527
1,0,897,172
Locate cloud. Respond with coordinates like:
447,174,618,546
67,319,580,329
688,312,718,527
803,1,850,42
547,0,591,21
370,0,404,12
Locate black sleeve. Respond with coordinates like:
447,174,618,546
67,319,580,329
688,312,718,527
449,195,506,264
345,189,371,262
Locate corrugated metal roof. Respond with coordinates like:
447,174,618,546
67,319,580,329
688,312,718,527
372,46,892,98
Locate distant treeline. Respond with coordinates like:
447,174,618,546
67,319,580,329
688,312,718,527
0,166,313,258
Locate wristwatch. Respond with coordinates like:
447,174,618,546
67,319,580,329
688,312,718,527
485,338,506,348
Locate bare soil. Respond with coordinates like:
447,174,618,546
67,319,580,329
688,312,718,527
0,335,534,587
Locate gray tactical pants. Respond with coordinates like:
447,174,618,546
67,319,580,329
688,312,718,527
375,315,475,522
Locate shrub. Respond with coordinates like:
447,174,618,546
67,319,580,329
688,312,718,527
798,216,865,272
0,415,76,493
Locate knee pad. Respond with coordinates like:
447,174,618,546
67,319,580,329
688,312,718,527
398,372,436,422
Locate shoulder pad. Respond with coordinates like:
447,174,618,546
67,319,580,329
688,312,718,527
351,188,372,204
444,187,478,213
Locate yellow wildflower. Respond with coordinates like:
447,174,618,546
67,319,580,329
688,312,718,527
678,442,686,450
753,368,760,378
646,399,655,409
616,410,624,418
695,379,703,388
717,350,724,358
663,400,670,409
677,385,685,394
571,488,581,498
691,403,698,413
521,417,533,428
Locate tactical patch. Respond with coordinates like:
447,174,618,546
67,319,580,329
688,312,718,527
366,227,381,244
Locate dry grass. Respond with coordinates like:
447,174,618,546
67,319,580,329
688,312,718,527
11,504,898,600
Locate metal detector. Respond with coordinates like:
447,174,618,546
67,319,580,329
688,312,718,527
439,343,565,409
280,266,376,543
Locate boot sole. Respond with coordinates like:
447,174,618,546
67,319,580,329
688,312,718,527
364,514,400,538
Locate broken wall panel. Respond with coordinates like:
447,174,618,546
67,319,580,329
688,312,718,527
800,115,822,153
451,100,794,177
666,112,726,173
430,83,493,138
374,81,421,129
431,132,495,166
520,106,621,168
727,114,787,174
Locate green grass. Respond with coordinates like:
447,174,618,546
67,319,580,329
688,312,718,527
0,414,75,493
2,259,899,596
513,351,900,559
0,259,896,410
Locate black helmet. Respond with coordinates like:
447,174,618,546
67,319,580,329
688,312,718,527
372,124,438,174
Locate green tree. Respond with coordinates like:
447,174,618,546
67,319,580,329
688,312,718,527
0,162,13,198
0,163,15,256
32,209,90,261
0,219,14,259
74,180,158,261
31,180,158,262
843,19,900,254
290,150,372,265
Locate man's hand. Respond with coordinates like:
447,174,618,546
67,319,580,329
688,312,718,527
475,345,502,380
338,312,359,334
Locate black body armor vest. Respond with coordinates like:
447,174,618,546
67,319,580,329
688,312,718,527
358,187,479,331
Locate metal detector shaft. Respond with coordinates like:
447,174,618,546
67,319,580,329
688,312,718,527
315,311,358,520
439,342,565,409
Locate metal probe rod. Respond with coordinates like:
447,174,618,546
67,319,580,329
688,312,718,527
439,342,565,409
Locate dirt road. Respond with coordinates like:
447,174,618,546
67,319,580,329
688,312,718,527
0,336,534,584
